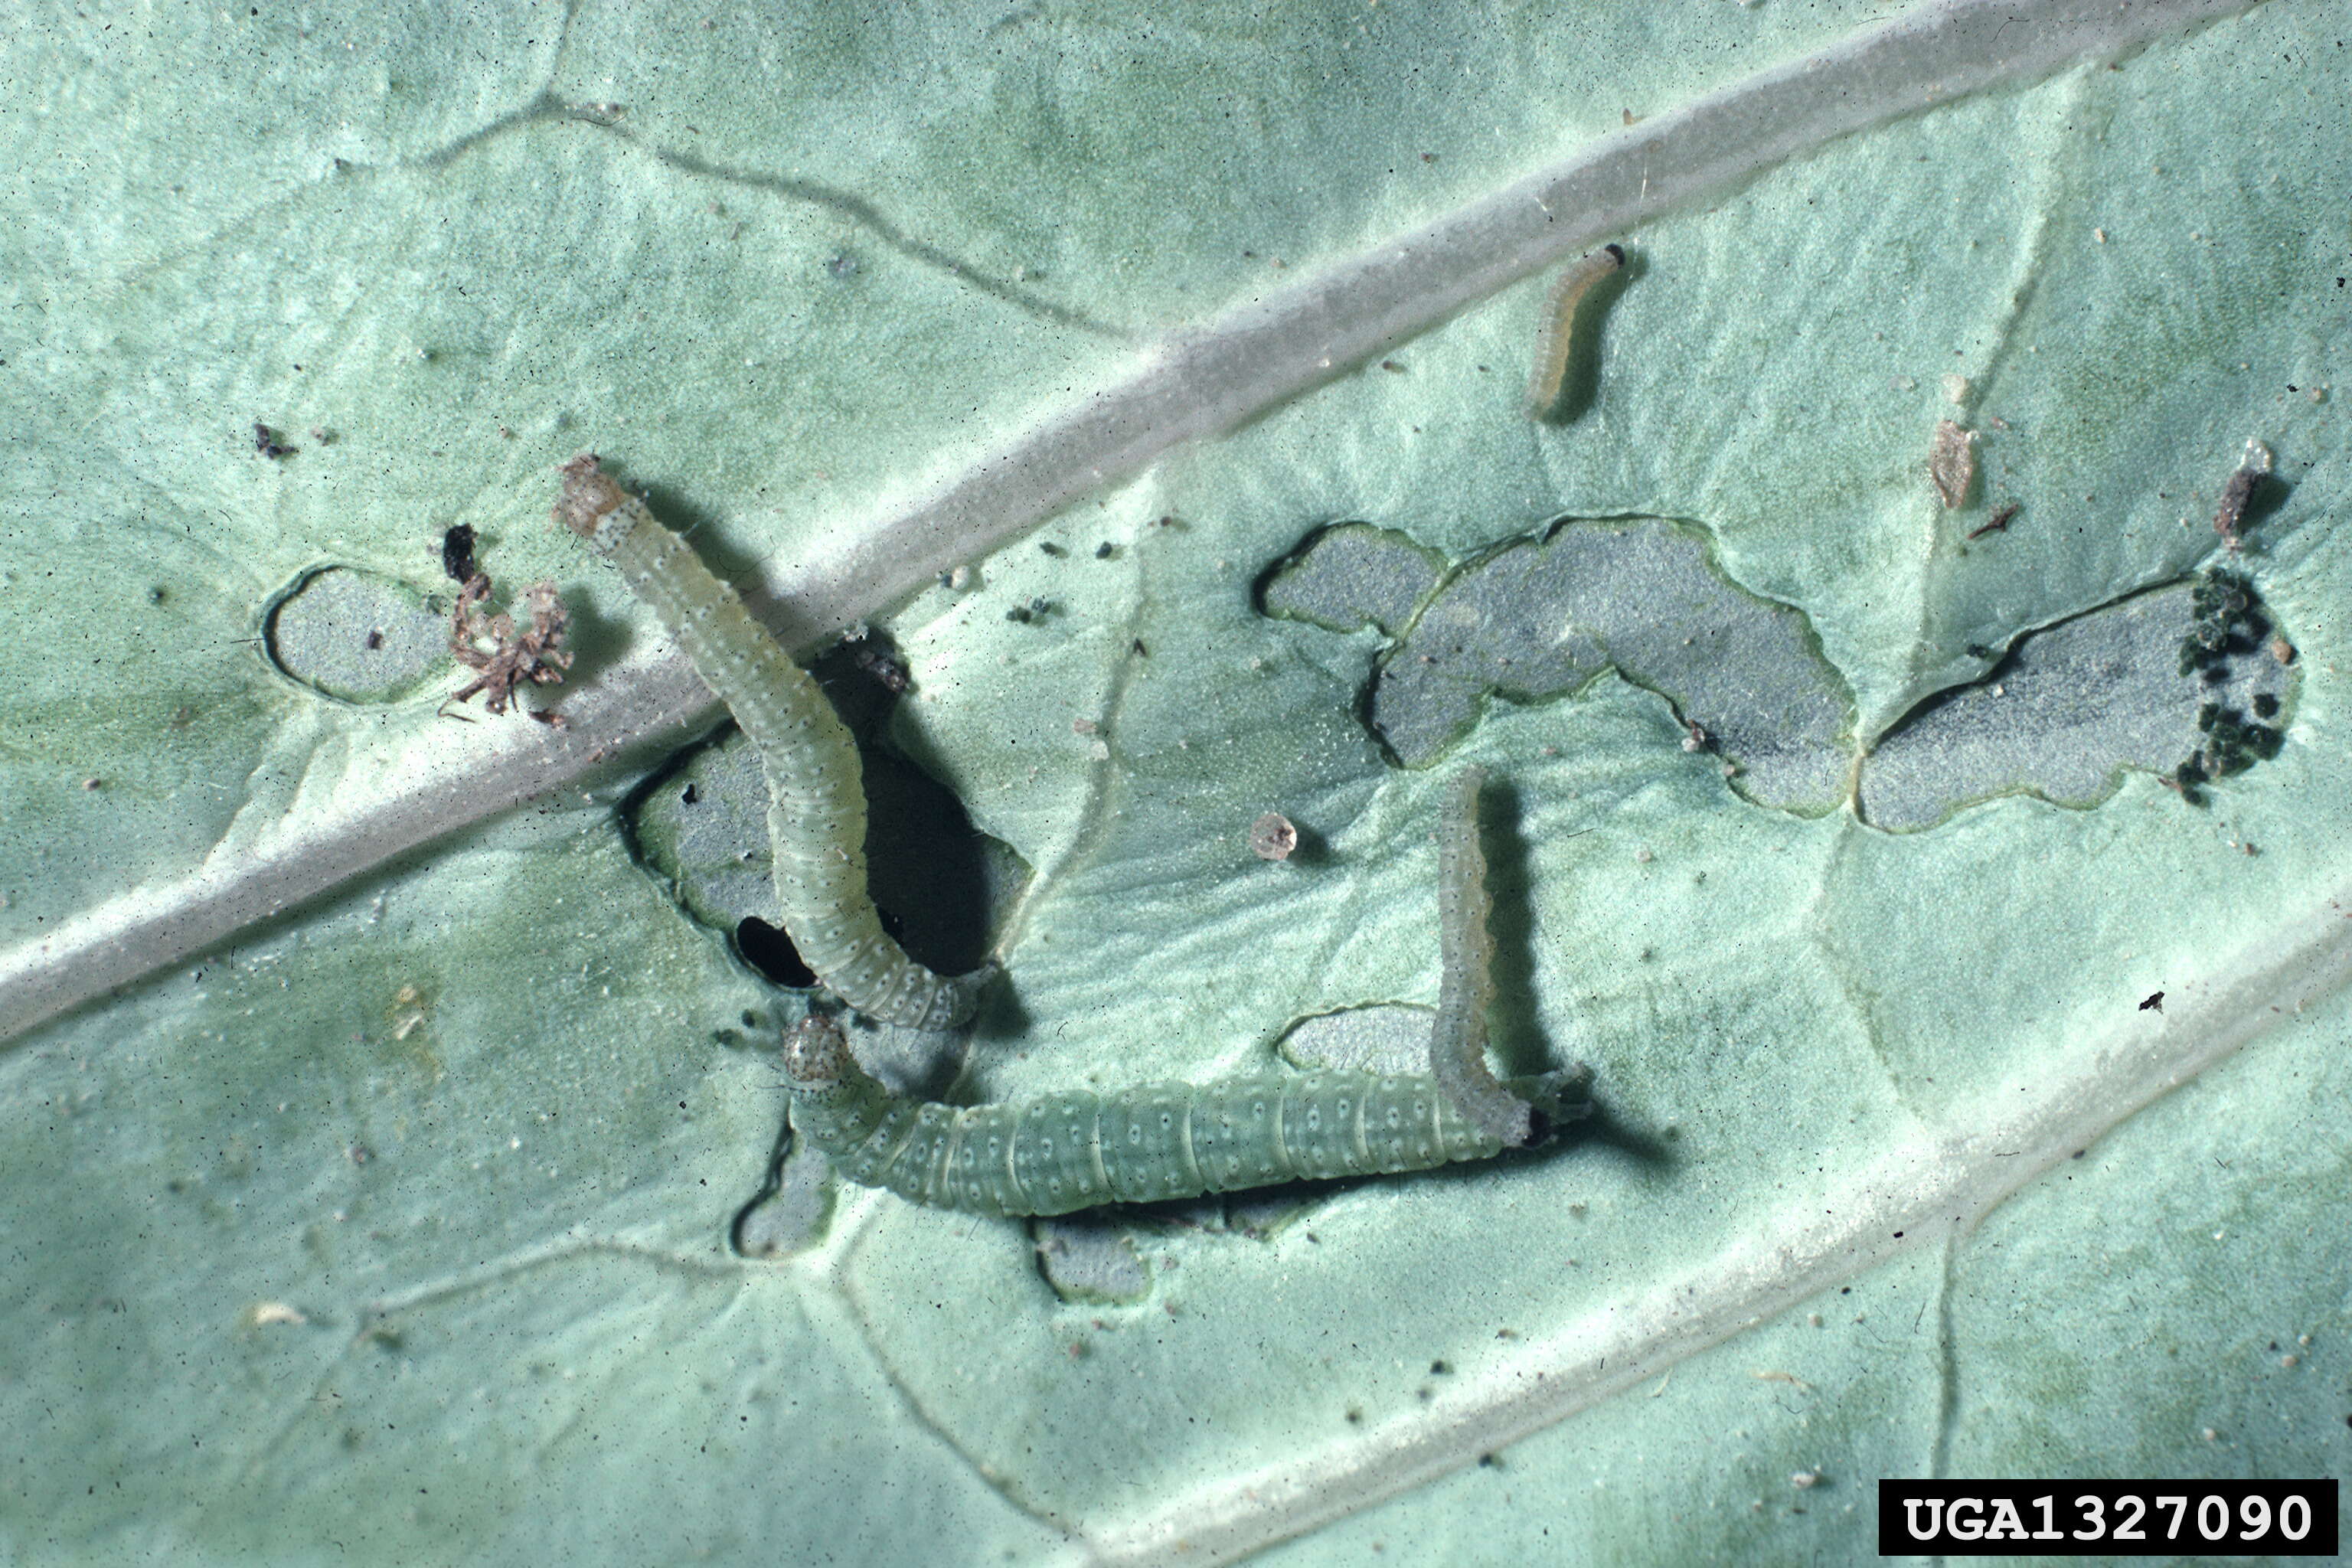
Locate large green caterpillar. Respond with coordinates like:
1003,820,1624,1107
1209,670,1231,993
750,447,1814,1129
782,1014,1585,1217
784,769,1585,1215
554,454,995,1030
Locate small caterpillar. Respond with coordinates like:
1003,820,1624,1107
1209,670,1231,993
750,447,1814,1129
782,1014,1584,1217
783,770,1580,1215
555,454,995,1030
1525,243,1625,423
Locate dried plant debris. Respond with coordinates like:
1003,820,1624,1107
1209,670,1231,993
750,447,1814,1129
1965,502,2019,541
2211,439,2273,554
1929,420,1977,510
446,572,573,724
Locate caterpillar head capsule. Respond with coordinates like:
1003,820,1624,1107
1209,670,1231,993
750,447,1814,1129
1514,1063,1597,1146
552,452,634,548
782,1013,854,1088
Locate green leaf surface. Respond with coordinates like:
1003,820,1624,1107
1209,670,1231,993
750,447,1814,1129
5,1,2347,1563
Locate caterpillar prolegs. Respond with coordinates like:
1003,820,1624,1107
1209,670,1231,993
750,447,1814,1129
782,1014,1586,1217
554,455,995,1030
784,769,1586,1215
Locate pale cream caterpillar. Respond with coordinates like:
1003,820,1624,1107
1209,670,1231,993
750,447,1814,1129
1526,243,1625,423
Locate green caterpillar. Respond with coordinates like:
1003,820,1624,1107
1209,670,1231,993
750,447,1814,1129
784,768,1586,1215
782,1013,1586,1217
1431,765,1536,1144
551,454,1584,1209
555,454,995,1031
